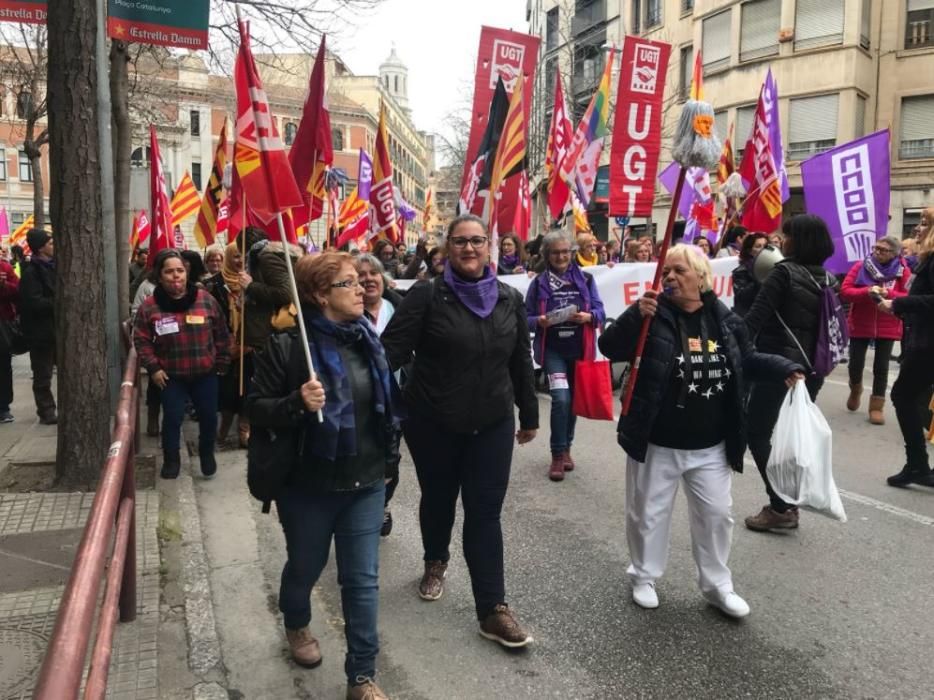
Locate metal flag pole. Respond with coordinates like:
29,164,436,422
239,193,247,397
275,213,323,423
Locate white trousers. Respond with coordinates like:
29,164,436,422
626,442,735,595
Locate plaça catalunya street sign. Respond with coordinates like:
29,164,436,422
0,0,209,50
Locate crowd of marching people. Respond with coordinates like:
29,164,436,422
0,208,928,699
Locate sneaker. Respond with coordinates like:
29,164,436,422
562,450,575,472
887,465,934,488
285,626,322,668
160,455,181,480
200,454,217,480
417,560,447,601
704,590,751,619
380,509,393,537
346,677,388,700
548,454,565,481
744,505,799,532
0,412,14,423
479,604,532,648
632,582,659,609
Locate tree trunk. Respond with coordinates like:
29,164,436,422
29,149,44,229
47,0,109,488
110,40,130,318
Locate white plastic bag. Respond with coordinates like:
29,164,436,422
766,383,847,522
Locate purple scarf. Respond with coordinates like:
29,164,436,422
538,263,592,308
854,255,902,287
499,254,520,271
443,262,499,318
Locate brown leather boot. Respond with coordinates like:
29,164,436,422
868,395,885,425
548,454,565,481
146,404,160,437
285,626,322,668
237,419,250,449
846,382,862,412
562,450,575,472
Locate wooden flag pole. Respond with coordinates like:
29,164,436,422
276,213,323,423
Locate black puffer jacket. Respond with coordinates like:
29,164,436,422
598,292,801,471
744,260,837,368
18,259,56,348
893,254,934,350
381,276,539,434
731,263,759,317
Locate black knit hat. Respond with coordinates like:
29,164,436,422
26,228,51,254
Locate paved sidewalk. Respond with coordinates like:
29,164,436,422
0,357,161,700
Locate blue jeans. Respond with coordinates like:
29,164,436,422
543,348,577,456
276,481,385,683
160,374,218,462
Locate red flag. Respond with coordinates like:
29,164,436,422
147,126,174,267
289,36,333,223
368,103,398,242
545,69,572,221
513,170,531,240
129,210,151,249
739,82,783,232
234,19,303,225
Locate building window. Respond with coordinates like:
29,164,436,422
191,162,202,191
702,11,732,73
735,105,756,164
714,110,729,144
394,75,399,92
855,95,867,138
332,127,344,151
546,7,559,50
11,212,24,227
903,208,923,237
899,94,934,159
18,150,32,182
678,45,693,101
682,0,694,13
284,121,297,146
644,0,662,29
741,0,781,62
130,146,151,168
860,0,872,48
15,90,31,119
632,0,641,33
906,0,934,49
190,110,200,136
573,39,605,98
788,94,839,160
795,0,844,50
0,153,6,181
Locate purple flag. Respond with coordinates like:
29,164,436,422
0,207,8,240
659,163,712,219
801,130,891,276
763,69,789,203
357,149,373,201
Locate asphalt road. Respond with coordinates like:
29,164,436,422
200,358,934,700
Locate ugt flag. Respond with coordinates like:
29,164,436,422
801,130,890,276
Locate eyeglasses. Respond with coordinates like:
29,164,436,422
449,236,488,249
331,278,363,289
873,246,895,254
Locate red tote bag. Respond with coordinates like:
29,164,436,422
572,324,615,421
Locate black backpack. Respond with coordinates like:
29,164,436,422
247,331,307,513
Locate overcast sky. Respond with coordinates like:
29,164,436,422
331,0,528,139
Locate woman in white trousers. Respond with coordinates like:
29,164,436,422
599,245,804,617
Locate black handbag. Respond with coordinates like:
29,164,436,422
0,318,28,355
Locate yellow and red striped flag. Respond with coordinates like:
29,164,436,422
170,171,201,227
488,72,526,214
289,36,332,222
690,50,704,101
423,186,433,230
9,214,34,246
194,121,228,249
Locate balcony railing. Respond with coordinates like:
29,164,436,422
906,11,934,49
899,139,934,160
787,139,836,161
572,0,606,36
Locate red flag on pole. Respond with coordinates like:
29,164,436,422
513,170,531,240
545,69,572,222
147,125,174,267
289,36,333,222
368,103,398,242
738,82,783,233
234,19,304,228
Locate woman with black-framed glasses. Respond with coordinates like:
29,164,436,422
381,214,539,650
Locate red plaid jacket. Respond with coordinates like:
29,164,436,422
133,289,231,378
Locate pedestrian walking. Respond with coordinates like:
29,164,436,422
19,229,57,424
0,254,19,423
133,250,230,479
129,246,149,301
840,235,910,425
381,214,539,649
598,244,803,616
243,230,307,351
204,244,225,277
497,233,526,275
575,233,599,267
525,230,605,481
742,215,837,532
206,242,252,448
731,232,768,317
878,215,934,488
247,252,403,700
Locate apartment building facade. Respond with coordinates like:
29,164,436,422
527,0,934,238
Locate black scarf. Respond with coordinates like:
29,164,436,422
153,283,199,312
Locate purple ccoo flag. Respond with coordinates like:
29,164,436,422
357,148,373,201
801,129,891,276
763,69,789,203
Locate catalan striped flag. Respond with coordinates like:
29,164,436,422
717,122,735,186
335,187,370,248
9,214,34,246
488,71,526,226
194,121,228,249
423,186,433,230
689,50,704,101
170,171,201,227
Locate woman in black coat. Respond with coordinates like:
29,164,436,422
742,215,838,532
731,232,768,317
599,244,802,617
381,214,539,649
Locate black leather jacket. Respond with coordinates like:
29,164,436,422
893,255,934,351
381,277,539,434
599,292,802,471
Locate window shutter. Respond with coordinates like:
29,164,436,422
740,0,781,61
735,106,756,148
795,0,844,49
855,96,866,138
901,96,934,141
908,0,934,10
714,110,729,142
860,0,872,48
790,94,838,143
702,11,732,70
